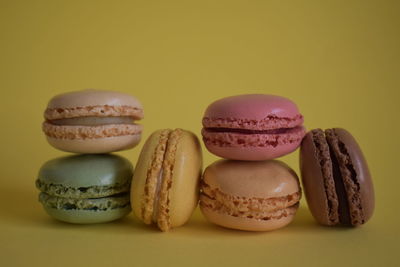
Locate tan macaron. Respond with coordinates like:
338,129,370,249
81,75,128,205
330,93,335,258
131,129,202,231
200,160,301,231
43,89,143,153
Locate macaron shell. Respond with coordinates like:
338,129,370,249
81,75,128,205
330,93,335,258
43,122,142,140
203,94,301,121
332,128,374,223
47,89,143,110
300,132,332,225
130,130,167,223
46,134,141,154
200,205,295,231
43,206,131,224
168,130,202,227
203,160,300,198
38,154,133,189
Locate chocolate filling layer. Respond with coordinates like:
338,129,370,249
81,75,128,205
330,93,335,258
205,126,302,135
327,141,351,225
326,129,363,226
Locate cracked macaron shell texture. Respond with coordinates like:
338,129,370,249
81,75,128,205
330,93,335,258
200,160,301,231
36,154,133,224
131,129,202,231
202,94,305,161
300,128,374,226
43,89,144,154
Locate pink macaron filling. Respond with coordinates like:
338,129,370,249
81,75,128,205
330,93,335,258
204,126,302,135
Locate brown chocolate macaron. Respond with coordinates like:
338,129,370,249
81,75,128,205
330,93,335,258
300,128,374,226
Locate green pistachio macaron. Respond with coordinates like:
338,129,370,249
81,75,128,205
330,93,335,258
36,154,133,224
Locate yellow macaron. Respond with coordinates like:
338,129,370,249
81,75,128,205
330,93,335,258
131,129,202,231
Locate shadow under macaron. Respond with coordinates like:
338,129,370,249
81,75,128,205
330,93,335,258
182,205,357,237
286,205,359,233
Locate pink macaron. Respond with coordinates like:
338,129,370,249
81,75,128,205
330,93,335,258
202,94,305,161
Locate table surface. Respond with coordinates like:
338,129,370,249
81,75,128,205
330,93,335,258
1,1,399,266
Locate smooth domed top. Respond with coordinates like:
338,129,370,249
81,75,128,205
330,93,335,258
37,154,133,187
203,160,300,198
47,89,143,109
203,94,301,120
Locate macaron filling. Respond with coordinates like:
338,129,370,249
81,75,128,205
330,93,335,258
329,143,351,225
48,116,136,126
325,129,363,225
204,126,303,135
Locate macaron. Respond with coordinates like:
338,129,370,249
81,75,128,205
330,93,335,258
200,160,301,231
300,128,374,226
36,154,133,224
131,129,202,231
42,89,144,153
202,94,305,161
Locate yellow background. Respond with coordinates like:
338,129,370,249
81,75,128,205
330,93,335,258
1,0,399,266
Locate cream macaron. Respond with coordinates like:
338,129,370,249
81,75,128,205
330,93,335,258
131,129,202,231
42,89,144,153
200,160,301,231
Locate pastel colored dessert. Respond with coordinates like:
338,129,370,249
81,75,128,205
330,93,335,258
300,128,374,226
42,89,144,153
36,154,133,224
202,94,305,161
131,129,202,231
200,160,301,231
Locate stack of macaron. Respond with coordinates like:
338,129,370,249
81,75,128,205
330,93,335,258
36,89,204,231
199,94,306,231
200,94,374,231
36,89,144,223
36,90,374,231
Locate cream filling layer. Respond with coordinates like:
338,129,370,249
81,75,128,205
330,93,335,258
49,116,135,126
